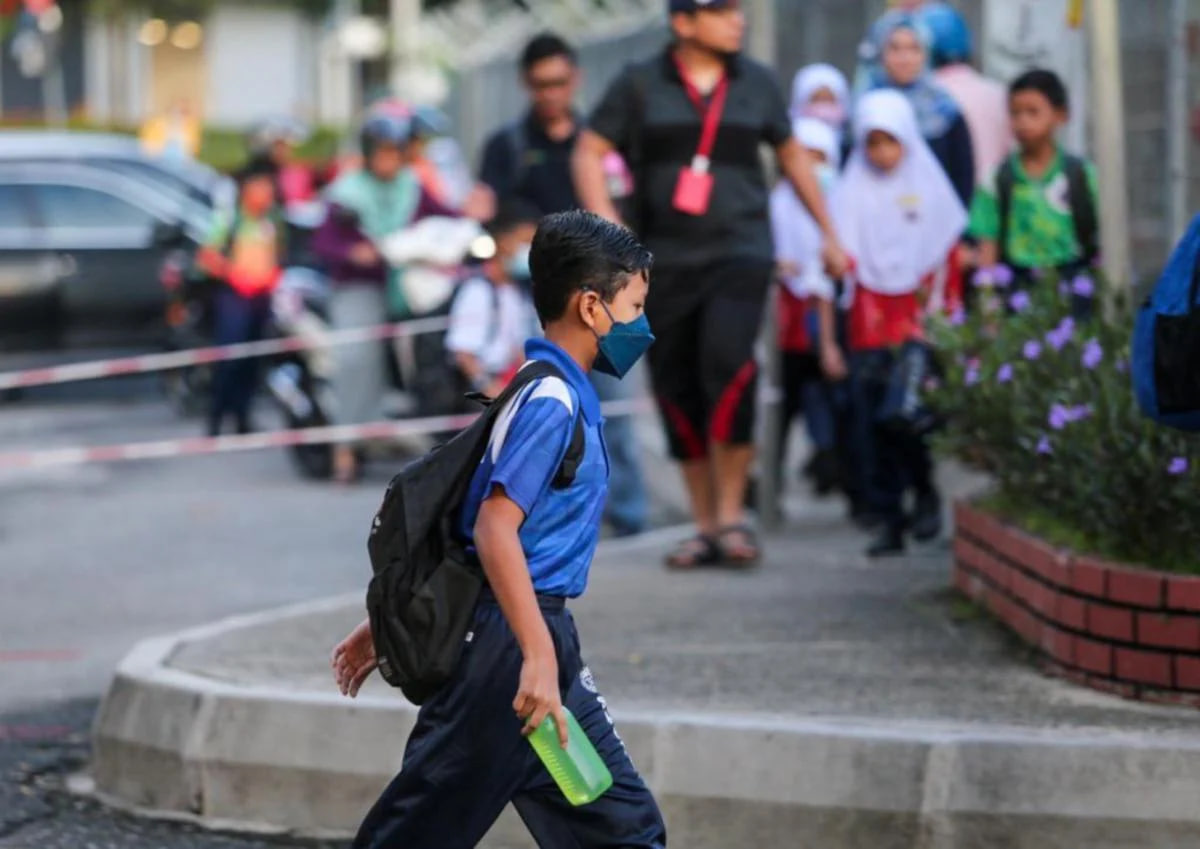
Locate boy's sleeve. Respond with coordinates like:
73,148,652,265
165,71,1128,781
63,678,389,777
588,67,638,152
445,279,492,356
482,381,576,517
967,171,999,241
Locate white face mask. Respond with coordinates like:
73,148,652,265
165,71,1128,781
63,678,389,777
815,162,837,194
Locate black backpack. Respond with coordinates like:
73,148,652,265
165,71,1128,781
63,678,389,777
366,361,585,704
995,153,1098,268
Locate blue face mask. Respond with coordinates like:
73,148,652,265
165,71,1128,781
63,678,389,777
505,244,531,280
593,300,655,379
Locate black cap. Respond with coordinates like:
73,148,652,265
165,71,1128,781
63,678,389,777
669,0,735,14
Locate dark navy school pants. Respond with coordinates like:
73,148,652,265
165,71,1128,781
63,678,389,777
352,594,667,849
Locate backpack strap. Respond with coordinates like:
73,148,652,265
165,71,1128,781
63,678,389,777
1062,154,1099,265
505,119,530,193
551,411,586,490
471,361,588,490
995,157,1016,266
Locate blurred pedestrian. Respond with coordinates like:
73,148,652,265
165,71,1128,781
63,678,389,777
446,203,539,400
833,90,966,556
789,63,851,154
248,116,316,208
770,117,848,498
311,109,459,483
480,32,582,217
198,156,285,437
482,32,650,537
858,9,975,206
968,69,1099,290
139,100,201,162
574,0,849,567
919,2,1012,186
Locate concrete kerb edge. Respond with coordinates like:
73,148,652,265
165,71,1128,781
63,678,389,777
89,590,1200,835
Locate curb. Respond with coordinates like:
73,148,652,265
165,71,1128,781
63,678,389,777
90,596,1200,849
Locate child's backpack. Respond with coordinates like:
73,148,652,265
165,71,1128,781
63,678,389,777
365,361,585,704
1133,214,1200,430
995,154,1098,267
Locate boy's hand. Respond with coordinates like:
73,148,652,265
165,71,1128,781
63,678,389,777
331,618,378,698
348,241,380,267
515,652,569,749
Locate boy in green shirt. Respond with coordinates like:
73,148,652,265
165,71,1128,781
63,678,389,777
969,68,1099,284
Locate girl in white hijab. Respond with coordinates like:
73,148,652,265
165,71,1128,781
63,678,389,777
770,117,847,495
790,63,851,133
832,88,965,557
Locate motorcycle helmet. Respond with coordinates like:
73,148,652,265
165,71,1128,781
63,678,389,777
919,2,973,68
248,116,310,155
360,108,416,158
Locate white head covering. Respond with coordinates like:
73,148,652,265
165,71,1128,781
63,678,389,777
770,118,841,302
791,64,850,120
832,88,966,296
792,117,840,167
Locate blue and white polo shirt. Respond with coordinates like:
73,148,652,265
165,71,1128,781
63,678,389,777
458,338,610,598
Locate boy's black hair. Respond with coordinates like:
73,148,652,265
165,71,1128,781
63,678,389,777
485,199,541,241
520,32,577,74
530,210,653,326
1009,68,1070,112
236,153,278,187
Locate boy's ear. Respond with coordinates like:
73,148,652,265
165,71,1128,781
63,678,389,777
577,289,602,330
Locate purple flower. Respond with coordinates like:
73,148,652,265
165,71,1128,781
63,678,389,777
1115,359,1129,374
1068,404,1093,422
1023,340,1042,360
1168,457,1189,476
1048,404,1071,430
1072,275,1096,298
948,306,966,327
1036,435,1053,455
965,366,981,387
1081,339,1103,370
972,267,995,288
1046,318,1075,352
996,363,1013,383
992,264,1014,288
1009,291,1032,313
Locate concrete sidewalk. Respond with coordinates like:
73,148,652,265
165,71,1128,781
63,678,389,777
90,490,1200,848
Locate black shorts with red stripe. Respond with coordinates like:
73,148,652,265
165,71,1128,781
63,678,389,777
645,260,772,461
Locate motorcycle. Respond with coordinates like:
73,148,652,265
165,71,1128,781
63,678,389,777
264,214,492,480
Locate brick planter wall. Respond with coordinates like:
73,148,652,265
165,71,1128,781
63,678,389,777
954,501,1200,705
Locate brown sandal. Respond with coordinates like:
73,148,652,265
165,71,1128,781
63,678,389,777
717,524,761,566
665,535,722,570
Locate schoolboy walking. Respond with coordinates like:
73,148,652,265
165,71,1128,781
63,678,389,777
331,210,666,848
968,69,1099,288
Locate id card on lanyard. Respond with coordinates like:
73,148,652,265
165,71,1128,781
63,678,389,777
672,55,729,217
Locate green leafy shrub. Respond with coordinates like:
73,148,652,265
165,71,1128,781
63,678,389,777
926,271,1200,573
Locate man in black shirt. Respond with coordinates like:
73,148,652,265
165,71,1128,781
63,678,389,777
574,0,849,567
479,32,650,538
479,33,583,216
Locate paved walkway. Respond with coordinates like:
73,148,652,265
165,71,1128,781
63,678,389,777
168,491,1200,735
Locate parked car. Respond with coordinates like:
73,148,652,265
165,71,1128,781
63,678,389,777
0,130,234,220
0,160,210,351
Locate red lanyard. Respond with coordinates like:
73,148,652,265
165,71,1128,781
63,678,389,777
673,55,729,172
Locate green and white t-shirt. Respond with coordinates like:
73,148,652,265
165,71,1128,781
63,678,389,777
968,149,1099,270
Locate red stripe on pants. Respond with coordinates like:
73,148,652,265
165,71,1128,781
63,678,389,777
658,395,707,460
710,361,756,443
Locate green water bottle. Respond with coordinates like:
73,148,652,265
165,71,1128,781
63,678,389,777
527,708,614,806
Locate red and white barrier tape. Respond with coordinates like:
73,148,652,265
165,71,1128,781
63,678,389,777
0,316,450,392
0,398,651,471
